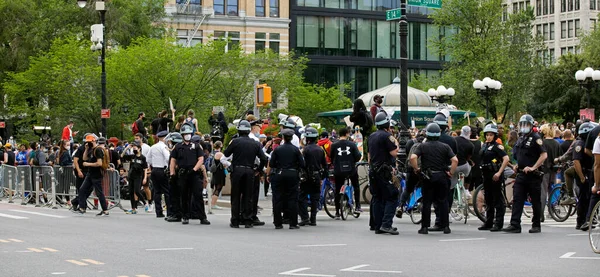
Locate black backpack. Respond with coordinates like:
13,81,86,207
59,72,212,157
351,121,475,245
210,123,223,140
362,111,374,132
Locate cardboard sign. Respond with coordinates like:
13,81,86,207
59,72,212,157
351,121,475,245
212,106,225,114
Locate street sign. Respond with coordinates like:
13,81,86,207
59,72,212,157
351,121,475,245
408,0,442,9
580,108,595,122
101,109,111,119
386,8,402,21
0,121,5,128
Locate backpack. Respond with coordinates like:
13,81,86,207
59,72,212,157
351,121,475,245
362,111,374,132
30,149,42,166
93,147,110,172
333,142,355,174
131,121,139,135
210,123,223,140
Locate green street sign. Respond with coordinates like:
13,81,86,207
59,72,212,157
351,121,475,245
386,8,402,21
408,0,442,9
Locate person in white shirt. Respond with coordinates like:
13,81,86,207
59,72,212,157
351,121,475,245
147,131,171,218
280,117,300,148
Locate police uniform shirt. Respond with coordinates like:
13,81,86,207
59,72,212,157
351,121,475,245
147,141,170,168
480,141,507,168
302,143,327,173
585,125,600,152
223,136,263,167
573,138,593,170
269,143,305,170
367,129,398,166
413,141,455,172
513,132,547,168
171,142,203,169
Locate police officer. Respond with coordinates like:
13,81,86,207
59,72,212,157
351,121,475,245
410,123,457,234
280,117,300,148
299,127,327,226
147,130,170,218
431,113,458,229
503,114,547,233
247,116,268,226
573,122,594,230
268,129,305,229
169,123,210,225
368,112,399,235
223,120,268,228
478,123,509,232
164,132,183,222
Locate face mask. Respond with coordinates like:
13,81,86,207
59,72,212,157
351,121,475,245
184,134,192,141
560,127,564,131
86,142,93,148
509,125,514,129
133,150,139,155
520,127,531,134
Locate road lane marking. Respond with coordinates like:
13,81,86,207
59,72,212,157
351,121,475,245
560,252,600,260
50,272,66,275
566,234,588,236
297,244,347,247
439,238,486,242
9,209,67,218
0,239,8,243
145,248,193,251
66,260,88,266
279,268,336,277
340,264,402,274
136,275,152,277
81,259,104,265
16,250,33,253
41,248,59,252
9,239,23,242
0,212,28,219
27,248,44,253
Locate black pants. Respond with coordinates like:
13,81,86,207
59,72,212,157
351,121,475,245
128,174,146,209
169,175,181,218
400,170,419,205
179,170,206,220
77,175,107,211
230,167,254,225
482,171,505,227
298,178,320,222
70,175,85,208
422,172,450,229
576,177,591,226
510,173,542,228
152,168,170,216
271,170,299,226
334,172,360,214
250,171,261,221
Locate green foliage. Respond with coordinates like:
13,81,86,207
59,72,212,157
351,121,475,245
285,84,352,129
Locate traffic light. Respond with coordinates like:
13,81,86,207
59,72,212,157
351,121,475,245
256,84,272,106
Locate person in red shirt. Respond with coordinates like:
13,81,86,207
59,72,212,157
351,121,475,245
317,131,333,165
62,121,78,143
370,94,386,120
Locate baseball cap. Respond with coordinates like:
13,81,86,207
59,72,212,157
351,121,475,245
374,94,384,100
98,137,107,145
157,130,168,138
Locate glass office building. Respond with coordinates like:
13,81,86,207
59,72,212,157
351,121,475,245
290,1,447,98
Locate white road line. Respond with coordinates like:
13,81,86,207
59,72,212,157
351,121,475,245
279,268,336,277
9,210,67,218
297,244,347,247
0,212,28,219
9,239,23,242
566,234,588,236
41,248,59,252
66,260,88,266
81,259,104,265
340,264,402,274
50,272,66,275
439,238,486,242
145,248,194,251
559,252,600,260
544,225,576,228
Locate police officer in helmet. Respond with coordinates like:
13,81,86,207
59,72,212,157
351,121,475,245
223,120,268,228
164,132,183,222
573,122,594,230
169,123,210,225
503,114,547,233
298,127,327,226
268,128,305,229
478,123,509,231
410,123,458,234
368,112,399,235
430,113,458,229
280,117,300,148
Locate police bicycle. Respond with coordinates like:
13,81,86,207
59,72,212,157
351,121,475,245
450,172,469,224
547,164,577,222
339,177,361,220
472,167,532,223
395,172,423,225
319,173,337,219
356,162,372,204
588,197,600,254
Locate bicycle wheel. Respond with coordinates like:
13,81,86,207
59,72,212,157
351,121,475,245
409,198,423,225
589,200,600,254
461,190,469,224
323,186,336,218
472,184,486,223
548,187,572,222
340,195,349,221
361,184,372,205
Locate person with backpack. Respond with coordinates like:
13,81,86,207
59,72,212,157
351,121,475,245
317,131,333,165
208,111,228,143
122,140,149,214
73,134,110,216
132,112,147,138
185,109,200,135
350,99,374,137
330,127,362,219
209,141,226,210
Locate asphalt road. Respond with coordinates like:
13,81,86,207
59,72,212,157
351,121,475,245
0,201,598,277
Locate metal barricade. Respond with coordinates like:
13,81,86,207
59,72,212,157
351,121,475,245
85,169,123,211
31,166,55,208
18,165,33,205
1,165,18,203
53,165,76,208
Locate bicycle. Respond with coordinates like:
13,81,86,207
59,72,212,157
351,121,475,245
319,176,337,219
472,169,532,223
588,199,600,254
356,162,371,204
450,172,469,224
339,178,361,220
547,164,577,222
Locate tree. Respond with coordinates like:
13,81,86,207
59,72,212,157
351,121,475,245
430,0,544,123
285,84,352,126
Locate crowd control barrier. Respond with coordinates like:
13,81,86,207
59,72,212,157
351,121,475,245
1,165,18,203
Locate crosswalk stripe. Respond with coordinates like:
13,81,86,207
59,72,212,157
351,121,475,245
66,260,88,266
9,210,67,218
0,212,28,219
0,239,8,243
27,248,44,253
9,239,23,242
41,248,59,252
81,259,104,265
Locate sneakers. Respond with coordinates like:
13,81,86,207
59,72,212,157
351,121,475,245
490,225,503,232
502,225,522,233
334,214,341,220
580,222,590,231
147,204,154,213
418,227,429,235
72,209,86,215
299,219,310,226
355,207,363,213
478,225,493,231
377,227,399,235
96,211,109,217
211,205,223,210
561,198,576,205
200,219,211,225
125,209,137,215
289,225,300,230
144,204,150,213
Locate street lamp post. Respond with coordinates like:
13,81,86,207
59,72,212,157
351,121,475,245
78,0,107,137
473,77,502,119
427,86,456,104
575,67,600,109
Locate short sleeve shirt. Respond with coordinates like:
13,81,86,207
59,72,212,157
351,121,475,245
586,125,600,151
413,141,455,171
367,130,398,166
480,141,507,166
592,136,600,155
171,142,203,169
574,139,593,170
513,132,547,168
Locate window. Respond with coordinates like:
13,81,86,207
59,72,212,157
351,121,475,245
568,46,574,53
514,3,519,13
255,33,266,52
214,31,239,52
503,5,508,21
543,24,549,40
568,20,574,38
575,0,580,10
536,0,542,15
214,0,238,16
537,24,542,37
176,29,202,47
575,19,580,37
592,0,596,9
592,19,598,30
561,21,566,38
269,0,279,17
550,0,554,13
561,47,566,56
568,0,573,11
543,0,548,14
269,33,280,54
256,0,265,17
549,48,555,63
561,0,566,11
550,23,555,40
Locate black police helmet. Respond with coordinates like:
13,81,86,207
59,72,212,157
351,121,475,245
305,127,319,138
433,113,448,127
374,112,390,129
237,120,251,132
425,123,441,140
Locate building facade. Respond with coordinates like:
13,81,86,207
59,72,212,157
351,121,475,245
290,1,447,98
503,0,599,63
165,0,291,54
